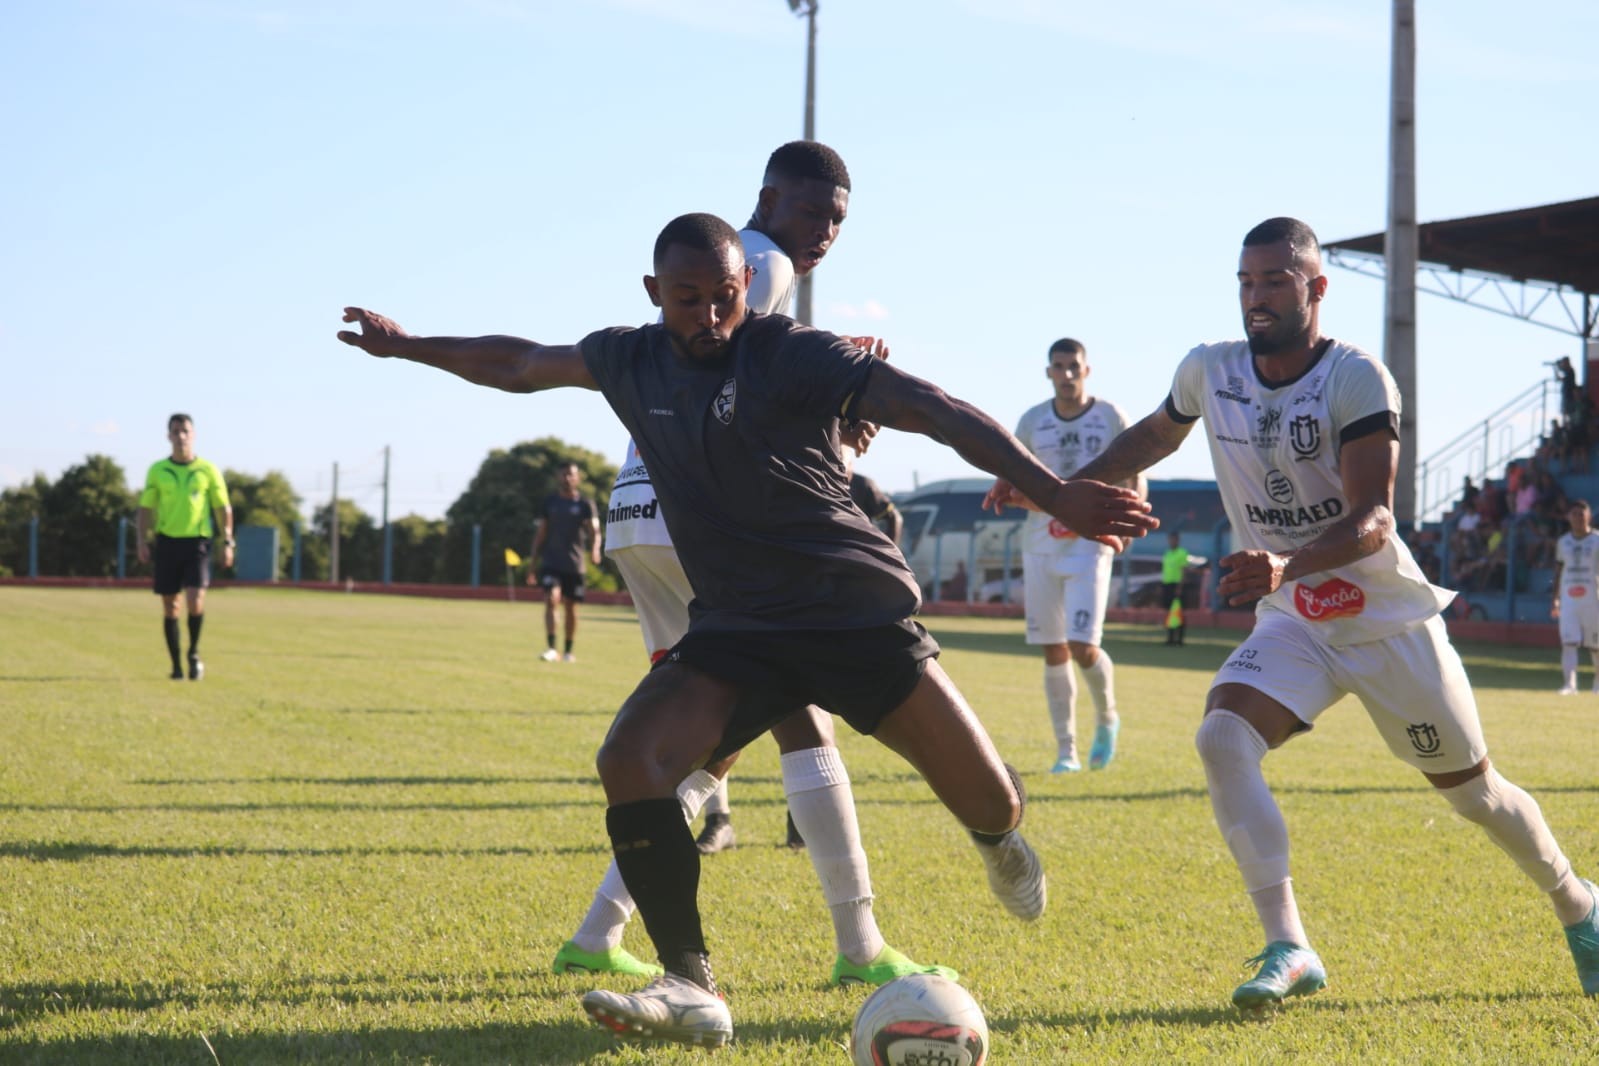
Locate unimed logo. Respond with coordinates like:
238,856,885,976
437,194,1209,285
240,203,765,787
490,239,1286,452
1293,578,1365,621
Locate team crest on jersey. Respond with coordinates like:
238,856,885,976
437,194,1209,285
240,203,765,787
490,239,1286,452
1289,414,1321,460
1255,406,1282,446
1405,722,1442,757
1086,434,1103,452
1294,578,1365,622
1264,469,1295,504
713,379,736,424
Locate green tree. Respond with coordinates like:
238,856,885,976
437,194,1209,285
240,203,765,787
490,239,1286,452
45,455,138,577
0,474,49,577
226,469,303,579
308,498,379,582
440,438,618,587
389,514,448,584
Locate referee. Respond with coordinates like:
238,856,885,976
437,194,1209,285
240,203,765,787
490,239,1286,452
135,413,233,679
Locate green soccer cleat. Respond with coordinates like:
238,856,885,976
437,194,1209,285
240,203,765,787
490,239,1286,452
1088,719,1120,770
1564,879,1599,995
1232,941,1327,1011
829,945,960,988
553,940,664,978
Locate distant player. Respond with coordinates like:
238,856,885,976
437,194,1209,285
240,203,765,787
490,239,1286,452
529,460,601,662
337,210,1156,1046
1161,530,1190,645
1066,216,1599,1009
1551,498,1599,694
985,338,1131,773
135,413,234,680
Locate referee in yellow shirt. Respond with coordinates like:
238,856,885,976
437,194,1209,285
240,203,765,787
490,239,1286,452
135,413,234,679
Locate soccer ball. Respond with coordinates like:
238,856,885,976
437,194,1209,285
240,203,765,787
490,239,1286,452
850,973,988,1066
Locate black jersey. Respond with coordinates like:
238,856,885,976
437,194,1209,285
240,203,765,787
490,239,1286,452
579,312,919,632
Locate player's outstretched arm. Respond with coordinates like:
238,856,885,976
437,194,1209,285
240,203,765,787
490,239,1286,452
337,307,597,394
1073,406,1193,488
853,361,1157,544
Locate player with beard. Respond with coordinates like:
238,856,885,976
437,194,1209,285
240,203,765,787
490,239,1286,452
338,211,1157,1045
563,142,950,992
1050,216,1599,1010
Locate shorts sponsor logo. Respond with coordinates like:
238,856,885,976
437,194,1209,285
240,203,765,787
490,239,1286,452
1072,608,1091,632
1405,722,1443,758
713,378,736,424
1224,647,1262,672
607,498,660,524
1047,519,1079,540
1293,577,1365,621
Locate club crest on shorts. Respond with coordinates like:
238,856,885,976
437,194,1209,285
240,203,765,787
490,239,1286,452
713,379,737,424
1405,722,1442,757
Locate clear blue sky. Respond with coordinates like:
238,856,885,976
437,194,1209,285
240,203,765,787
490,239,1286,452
4,1,1595,523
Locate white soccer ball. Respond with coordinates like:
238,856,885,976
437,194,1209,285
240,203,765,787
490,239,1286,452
850,973,988,1066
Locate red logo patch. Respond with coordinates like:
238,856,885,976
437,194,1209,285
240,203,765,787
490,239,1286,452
1047,519,1079,540
1569,586,1588,598
1293,578,1365,621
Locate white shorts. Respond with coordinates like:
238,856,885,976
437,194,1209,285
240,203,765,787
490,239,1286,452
1023,548,1112,647
610,544,692,660
1558,592,1599,649
1211,611,1486,774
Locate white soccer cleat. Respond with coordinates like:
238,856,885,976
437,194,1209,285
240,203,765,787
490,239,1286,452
582,974,733,1048
976,831,1047,921
1558,684,1578,696
540,648,560,662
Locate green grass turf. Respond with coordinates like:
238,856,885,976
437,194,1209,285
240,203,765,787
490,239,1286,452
0,587,1595,1064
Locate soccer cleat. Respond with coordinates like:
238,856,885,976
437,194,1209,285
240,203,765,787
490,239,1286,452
976,831,1046,921
1050,756,1082,774
170,665,184,680
1232,941,1327,1011
1558,683,1578,696
540,648,560,662
563,651,577,663
694,816,735,855
830,945,960,988
552,939,663,978
582,973,733,1048
1088,719,1120,770
1563,879,1599,995
187,655,204,681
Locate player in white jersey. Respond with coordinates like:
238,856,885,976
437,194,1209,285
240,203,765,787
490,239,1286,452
988,339,1130,773
1054,216,1599,1009
558,141,952,990
1551,499,1599,694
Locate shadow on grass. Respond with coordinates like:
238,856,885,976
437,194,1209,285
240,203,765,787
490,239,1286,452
0,841,610,862
131,772,789,789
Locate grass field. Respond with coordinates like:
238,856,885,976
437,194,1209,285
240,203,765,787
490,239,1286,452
1,586,1595,1064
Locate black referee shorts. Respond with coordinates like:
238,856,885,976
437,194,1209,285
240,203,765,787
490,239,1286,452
152,535,210,596
660,619,941,762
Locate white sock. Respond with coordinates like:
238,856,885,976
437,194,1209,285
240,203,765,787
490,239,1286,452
702,776,731,817
1439,768,1590,925
1044,661,1077,760
782,746,883,965
1079,650,1118,727
571,770,721,953
1195,710,1307,947
1562,646,1578,689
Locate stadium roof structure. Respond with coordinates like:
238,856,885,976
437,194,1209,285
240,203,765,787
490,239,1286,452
1324,196,1599,338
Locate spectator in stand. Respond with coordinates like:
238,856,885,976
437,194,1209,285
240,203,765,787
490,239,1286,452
1556,356,1579,424
1460,475,1481,513
1567,394,1594,475
1410,528,1443,586
1479,479,1509,527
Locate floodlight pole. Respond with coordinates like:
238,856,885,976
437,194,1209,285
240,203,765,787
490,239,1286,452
1385,0,1418,530
789,0,819,325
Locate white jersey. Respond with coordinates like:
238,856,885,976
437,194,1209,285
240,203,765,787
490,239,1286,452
1555,531,1599,604
605,226,796,554
1015,396,1128,558
1169,339,1452,647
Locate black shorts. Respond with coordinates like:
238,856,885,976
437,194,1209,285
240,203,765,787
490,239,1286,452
539,568,585,600
660,619,941,762
153,535,210,596
1160,582,1182,608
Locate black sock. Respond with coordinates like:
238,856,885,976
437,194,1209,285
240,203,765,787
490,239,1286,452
163,618,181,667
187,614,204,658
564,638,574,654
547,633,556,650
607,798,715,992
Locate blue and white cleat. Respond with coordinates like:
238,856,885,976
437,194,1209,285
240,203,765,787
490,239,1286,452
1564,878,1599,995
1050,756,1082,775
1232,941,1327,1011
1088,720,1120,770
